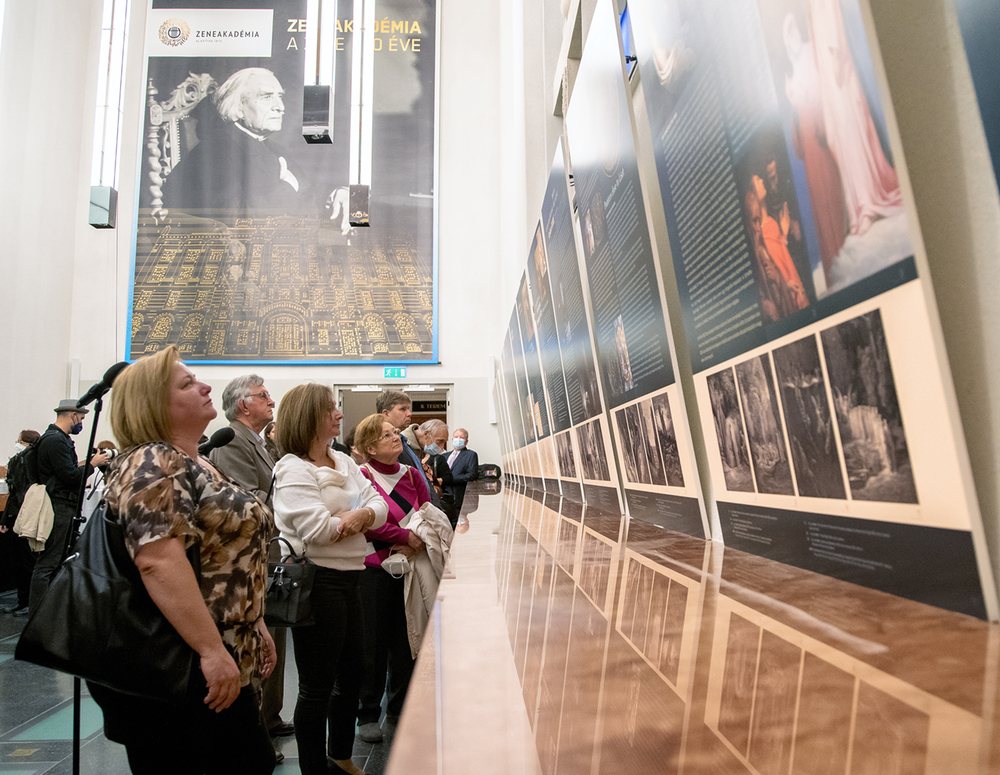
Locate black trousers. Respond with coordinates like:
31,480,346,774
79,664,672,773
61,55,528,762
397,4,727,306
10,533,36,608
260,624,287,729
290,567,364,775
28,500,74,612
358,566,415,723
89,681,275,775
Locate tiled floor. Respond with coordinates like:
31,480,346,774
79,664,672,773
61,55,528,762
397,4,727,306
0,590,400,774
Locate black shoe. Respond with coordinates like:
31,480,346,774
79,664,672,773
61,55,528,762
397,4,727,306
11,607,29,617
269,720,295,737
274,749,285,765
1,603,21,613
358,721,383,743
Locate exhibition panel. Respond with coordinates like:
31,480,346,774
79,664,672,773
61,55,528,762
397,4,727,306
625,0,996,617
493,0,996,619
563,2,705,535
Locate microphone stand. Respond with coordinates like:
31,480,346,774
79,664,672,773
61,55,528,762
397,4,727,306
61,394,106,775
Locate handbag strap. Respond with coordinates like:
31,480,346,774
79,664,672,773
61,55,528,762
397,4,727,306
103,445,203,580
269,535,303,562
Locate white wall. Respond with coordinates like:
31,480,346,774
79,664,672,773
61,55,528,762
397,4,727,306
0,0,505,466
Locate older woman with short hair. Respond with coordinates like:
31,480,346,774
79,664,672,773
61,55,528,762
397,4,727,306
353,413,430,742
272,386,387,775
89,344,277,775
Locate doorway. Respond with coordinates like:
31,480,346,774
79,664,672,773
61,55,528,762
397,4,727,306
337,385,451,444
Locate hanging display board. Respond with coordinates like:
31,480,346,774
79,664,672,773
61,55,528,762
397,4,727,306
951,0,1000,193
627,0,996,617
129,0,438,363
537,139,604,503
564,2,705,535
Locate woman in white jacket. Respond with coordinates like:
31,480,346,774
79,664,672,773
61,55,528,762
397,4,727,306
273,384,387,775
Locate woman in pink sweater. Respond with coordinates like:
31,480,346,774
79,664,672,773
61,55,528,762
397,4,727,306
353,414,430,743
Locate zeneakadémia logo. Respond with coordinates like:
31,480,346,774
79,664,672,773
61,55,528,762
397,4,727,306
159,19,190,47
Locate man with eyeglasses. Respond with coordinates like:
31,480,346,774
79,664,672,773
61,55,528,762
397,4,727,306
211,375,277,505
210,375,294,749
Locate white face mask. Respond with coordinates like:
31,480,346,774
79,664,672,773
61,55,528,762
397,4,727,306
14,442,25,454
452,438,466,450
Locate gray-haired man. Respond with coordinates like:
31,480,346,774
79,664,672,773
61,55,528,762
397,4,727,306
209,375,293,743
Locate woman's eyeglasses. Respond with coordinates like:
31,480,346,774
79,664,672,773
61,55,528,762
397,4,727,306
379,430,401,441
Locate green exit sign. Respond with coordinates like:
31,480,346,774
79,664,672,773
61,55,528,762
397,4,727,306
383,367,407,379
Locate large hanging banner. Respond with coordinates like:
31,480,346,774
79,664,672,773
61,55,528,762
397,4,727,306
129,0,437,363
628,0,996,616
564,1,705,535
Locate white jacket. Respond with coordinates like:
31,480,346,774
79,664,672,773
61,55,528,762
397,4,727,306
403,502,454,657
14,484,55,551
273,450,387,571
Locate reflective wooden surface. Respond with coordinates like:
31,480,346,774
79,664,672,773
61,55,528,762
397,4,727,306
388,482,1000,775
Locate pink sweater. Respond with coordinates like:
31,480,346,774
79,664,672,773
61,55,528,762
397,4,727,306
360,459,432,568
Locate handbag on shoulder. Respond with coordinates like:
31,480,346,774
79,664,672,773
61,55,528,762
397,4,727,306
14,501,199,704
264,536,316,627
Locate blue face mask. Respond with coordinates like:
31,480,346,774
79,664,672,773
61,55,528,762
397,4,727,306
452,438,466,450
424,443,442,456
70,422,84,435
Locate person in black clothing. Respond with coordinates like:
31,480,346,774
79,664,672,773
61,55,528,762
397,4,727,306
417,419,456,527
0,430,41,615
445,428,480,518
28,400,110,612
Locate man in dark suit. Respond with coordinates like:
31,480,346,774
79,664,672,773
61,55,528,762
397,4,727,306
445,428,479,518
208,375,293,749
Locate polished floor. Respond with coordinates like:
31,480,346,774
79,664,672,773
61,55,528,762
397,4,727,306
4,482,1000,773
0,594,399,773
389,482,1000,775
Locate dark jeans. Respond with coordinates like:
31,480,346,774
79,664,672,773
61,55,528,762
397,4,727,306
11,534,36,608
89,681,275,775
28,500,73,612
290,567,364,775
358,566,415,723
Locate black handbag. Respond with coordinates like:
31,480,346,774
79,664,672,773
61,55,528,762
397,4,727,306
14,500,200,704
477,463,501,479
264,536,316,628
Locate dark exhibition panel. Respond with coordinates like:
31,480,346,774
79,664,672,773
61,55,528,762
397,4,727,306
495,0,998,623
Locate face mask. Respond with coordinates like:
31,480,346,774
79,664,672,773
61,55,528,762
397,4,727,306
14,443,25,454
70,422,84,435
424,443,442,456
453,438,466,450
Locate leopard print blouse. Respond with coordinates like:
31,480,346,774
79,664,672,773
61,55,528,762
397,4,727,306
104,442,273,687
